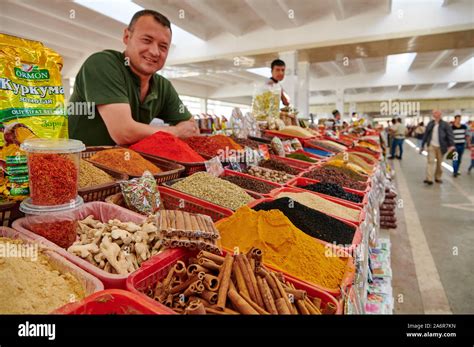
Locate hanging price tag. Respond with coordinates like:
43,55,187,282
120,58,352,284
205,156,224,177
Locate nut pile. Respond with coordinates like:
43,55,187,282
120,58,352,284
67,215,162,275
221,175,278,194
148,249,336,315
246,166,294,184
171,172,253,210
303,166,367,191
258,159,301,175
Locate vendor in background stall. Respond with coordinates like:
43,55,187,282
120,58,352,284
68,10,199,146
326,109,342,130
267,59,290,107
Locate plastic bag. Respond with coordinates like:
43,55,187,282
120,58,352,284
120,171,161,215
251,83,280,124
271,137,285,156
0,34,68,200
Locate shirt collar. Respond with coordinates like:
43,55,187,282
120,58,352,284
122,52,158,102
270,77,278,83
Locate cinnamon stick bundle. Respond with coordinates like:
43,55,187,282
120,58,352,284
150,249,327,315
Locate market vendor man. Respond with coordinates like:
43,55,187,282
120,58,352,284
68,10,199,146
267,59,290,107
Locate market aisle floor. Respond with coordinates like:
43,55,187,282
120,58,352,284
389,141,473,314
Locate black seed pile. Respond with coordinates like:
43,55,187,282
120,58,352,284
221,175,276,194
300,182,363,204
253,197,356,245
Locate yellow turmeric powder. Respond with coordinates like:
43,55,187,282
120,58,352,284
215,206,350,290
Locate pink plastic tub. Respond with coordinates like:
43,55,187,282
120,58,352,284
0,226,104,313
12,202,147,289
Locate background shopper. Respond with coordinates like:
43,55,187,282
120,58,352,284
421,110,455,184
414,121,425,149
451,115,470,177
389,118,406,160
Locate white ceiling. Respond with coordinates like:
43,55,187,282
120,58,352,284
2,0,473,108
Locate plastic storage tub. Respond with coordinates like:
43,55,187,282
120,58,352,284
12,202,147,289
126,248,342,314
20,138,85,207
0,226,104,313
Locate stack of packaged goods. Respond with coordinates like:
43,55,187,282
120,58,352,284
380,188,397,229
365,238,393,314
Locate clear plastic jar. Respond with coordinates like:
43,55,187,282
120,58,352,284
20,138,85,206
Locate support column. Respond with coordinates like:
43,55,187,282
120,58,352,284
297,61,310,117
201,98,208,114
335,88,345,120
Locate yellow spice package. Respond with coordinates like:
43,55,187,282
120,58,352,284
0,34,68,163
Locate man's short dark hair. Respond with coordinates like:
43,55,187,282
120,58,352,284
397,117,402,122
271,59,286,70
332,110,340,116
454,114,461,119
128,10,172,33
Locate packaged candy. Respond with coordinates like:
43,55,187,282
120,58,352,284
120,171,161,215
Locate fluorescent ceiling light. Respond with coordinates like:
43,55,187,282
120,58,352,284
247,67,271,78
393,0,444,6
74,0,204,44
447,82,457,89
386,53,417,74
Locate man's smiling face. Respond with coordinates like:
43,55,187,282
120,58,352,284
123,15,171,77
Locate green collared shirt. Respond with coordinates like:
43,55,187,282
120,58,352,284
68,50,191,145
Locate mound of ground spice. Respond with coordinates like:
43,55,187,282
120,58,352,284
183,135,243,158
0,237,85,314
216,206,349,290
89,148,161,176
130,132,205,163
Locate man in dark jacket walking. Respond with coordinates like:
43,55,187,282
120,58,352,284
420,110,455,185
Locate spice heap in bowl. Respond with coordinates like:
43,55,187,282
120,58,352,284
216,206,349,291
183,135,242,159
79,159,115,189
170,172,253,210
130,132,205,163
88,148,161,177
302,166,367,191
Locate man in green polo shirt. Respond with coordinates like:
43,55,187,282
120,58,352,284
68,9,199,146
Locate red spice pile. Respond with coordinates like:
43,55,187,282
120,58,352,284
29,153,78,205
183,135,243,158
130,132,205,163
30,220,77,248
